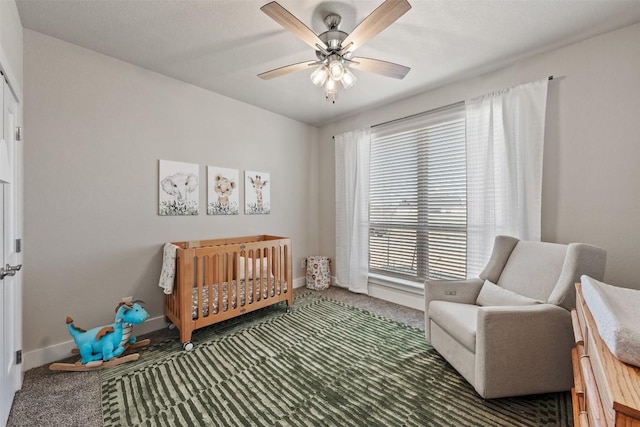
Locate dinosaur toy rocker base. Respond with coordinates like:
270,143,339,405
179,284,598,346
49,352,141,371
50,300,150,372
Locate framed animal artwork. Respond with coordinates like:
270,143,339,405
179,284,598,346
158,160,199,215
245,170,271,214
207,166,239,215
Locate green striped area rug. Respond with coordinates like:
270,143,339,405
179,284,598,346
101,292,572,426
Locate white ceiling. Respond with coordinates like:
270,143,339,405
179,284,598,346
15,0,640,127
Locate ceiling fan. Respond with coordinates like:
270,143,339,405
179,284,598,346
258,0,412,103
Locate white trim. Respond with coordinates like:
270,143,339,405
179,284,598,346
368,282,425,312
368,273,424,293
27,279,306,369
293,275,338,290
293,276,306,289
23,315,168,370
0,45,22,102
24,277,421,369
332,275,425,311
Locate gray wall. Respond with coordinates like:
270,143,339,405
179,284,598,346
318,23,640,290
23,30,320,354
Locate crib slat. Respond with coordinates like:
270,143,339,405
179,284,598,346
204,255,213,319
241,250,247,303
196,255,204,319
216,254,224,314
256,248,263,300
226,252,235,310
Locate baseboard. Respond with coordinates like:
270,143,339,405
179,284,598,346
293,276,306,289
293,275,337,290
23,314,168,371
368,282,425,311
24,278,415,370
332,277,424,311
26,281,306,370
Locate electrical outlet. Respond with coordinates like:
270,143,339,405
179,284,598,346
444,291,457,296
300,259,307,270
123,296,133,303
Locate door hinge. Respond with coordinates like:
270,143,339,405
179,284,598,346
15,126,22,141
15,238,21,253
16,350,22,365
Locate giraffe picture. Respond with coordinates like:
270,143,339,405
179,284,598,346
245,170,271,214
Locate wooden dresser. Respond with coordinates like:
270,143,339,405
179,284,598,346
572,283,640,426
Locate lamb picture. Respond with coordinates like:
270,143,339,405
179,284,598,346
207,166,239,215
159,160,199,215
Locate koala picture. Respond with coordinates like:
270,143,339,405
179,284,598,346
159,160,199,215
207,167,239,215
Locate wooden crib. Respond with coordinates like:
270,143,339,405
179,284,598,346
164,235,293,350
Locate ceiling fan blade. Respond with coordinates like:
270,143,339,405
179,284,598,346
261,2,328,51
350,57,410,79
258,61,317,80
342,0,411,53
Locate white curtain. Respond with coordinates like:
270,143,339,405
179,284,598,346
466,79,549,277
335,128,371,294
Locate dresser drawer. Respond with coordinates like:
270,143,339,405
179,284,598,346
580,354,607,427
572,346,585,412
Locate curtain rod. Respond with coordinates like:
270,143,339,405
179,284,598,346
371,100,464,129
332,75,553,138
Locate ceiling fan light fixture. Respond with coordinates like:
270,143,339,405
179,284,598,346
325,77,338,92
310,65,329,87
325,88,337,103
327,55,345,80
341,68,357,89
324,78,339,103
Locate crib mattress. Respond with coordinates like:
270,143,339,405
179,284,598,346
191,279,288,319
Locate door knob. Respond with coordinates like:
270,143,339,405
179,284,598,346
0,267,15,279
6,264,21,272
0,264,22,279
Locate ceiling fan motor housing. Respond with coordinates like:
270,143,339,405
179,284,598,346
316,13,348,61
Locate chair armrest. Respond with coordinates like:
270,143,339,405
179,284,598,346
424,278,484,307
475,304,574,398
424,278,483,342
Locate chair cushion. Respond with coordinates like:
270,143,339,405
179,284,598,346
497,241,567,301
429,301,478,352
476,280,542,306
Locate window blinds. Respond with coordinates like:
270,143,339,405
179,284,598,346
369,105,466,282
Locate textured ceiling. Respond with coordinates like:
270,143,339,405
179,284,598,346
15,0,640,127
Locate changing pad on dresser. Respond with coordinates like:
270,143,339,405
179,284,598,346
581,275,640,368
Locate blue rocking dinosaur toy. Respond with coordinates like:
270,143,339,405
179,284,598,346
50,300,150,371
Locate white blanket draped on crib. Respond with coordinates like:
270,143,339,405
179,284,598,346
159,243,179,294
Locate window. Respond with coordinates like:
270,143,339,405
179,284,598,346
369,104,466,283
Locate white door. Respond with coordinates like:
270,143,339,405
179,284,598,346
0,77,22,427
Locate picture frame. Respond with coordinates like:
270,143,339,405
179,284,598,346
158,160,199,216
244,170,270,214
207,166,240,215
